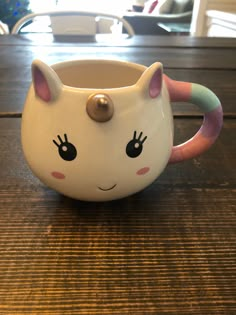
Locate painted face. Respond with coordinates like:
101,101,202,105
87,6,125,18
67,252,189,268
21,60,173,201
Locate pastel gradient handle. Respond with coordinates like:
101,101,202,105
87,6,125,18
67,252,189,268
164,75,223,164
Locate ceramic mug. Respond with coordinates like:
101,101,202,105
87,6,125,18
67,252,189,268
21,59,223,201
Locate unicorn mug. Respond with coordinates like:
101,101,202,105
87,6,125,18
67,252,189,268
21,59,223,201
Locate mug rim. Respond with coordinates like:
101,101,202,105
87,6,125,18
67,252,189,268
50,59,147,90
51,59,147,72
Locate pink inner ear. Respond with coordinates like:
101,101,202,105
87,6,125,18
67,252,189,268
149,68,162,98
33,67,51,102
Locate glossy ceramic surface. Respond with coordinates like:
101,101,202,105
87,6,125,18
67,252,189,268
21,59,222,201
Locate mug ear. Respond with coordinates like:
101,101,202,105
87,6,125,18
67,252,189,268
31,59,62,102
136,62,163,99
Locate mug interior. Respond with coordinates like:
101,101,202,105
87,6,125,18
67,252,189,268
53,60,145,89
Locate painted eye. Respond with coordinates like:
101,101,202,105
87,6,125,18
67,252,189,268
126,131,147,158
53,134,77,161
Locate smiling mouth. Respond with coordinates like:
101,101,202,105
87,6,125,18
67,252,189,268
98,184,117,191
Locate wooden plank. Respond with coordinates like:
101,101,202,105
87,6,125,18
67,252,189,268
0,68,235,115
1,34,236,48
0,117,235,315
0,45,236,70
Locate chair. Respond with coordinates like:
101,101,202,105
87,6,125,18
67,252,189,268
11,10,135,38
122,0,193,35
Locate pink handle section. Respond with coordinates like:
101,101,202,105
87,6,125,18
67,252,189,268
164,75,223,164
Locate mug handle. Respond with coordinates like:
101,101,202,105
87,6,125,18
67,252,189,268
164,75,223,164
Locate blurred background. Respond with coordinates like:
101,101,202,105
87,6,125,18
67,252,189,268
0,0,235,37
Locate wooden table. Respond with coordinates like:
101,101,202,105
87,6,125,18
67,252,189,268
0,35,235,315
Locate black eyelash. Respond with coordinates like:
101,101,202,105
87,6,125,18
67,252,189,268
53,134,68,147
53,134,77,161
132,131,147,144
126,130,147,158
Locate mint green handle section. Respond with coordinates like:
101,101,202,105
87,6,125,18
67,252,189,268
164,75,223,163
191,83,221,112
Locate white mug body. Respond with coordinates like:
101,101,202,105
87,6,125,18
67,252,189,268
21,59,173,201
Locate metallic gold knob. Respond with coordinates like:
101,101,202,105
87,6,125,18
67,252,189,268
86,93,114,122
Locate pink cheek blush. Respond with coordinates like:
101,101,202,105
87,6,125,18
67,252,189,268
136,167,150,176
51,171,65,179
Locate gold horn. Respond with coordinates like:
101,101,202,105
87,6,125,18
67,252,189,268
86,93,114,122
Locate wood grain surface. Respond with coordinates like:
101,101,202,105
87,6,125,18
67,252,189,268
1,45,236,70
0,35,235,315
0,118,235,315
2,34,236,48
0,37,236,115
